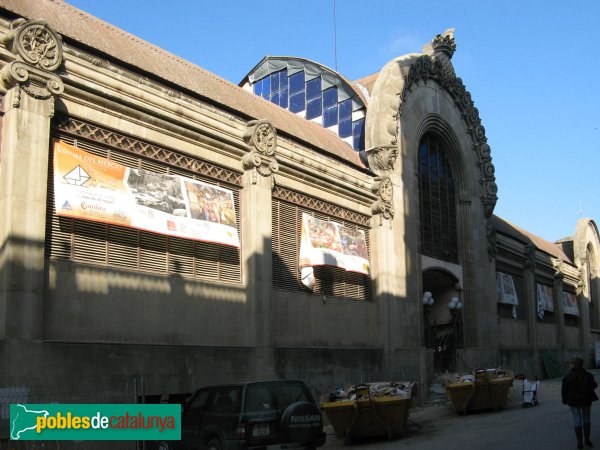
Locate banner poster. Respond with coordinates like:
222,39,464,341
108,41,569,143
536,283,554,319
496,272,519,305
53,140,240,248
299,213,369,288
562,291,580,316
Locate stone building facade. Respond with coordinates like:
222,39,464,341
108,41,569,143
0,0,599,424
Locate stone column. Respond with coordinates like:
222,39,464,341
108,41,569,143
366,145,401,353
240,120,278,377
577,260,592,355
524,244,538,360
0,19,64,340
553,258,566,356
458,198,477,347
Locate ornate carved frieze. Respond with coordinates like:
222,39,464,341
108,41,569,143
365,145,398,174
371,176,394,222
399,31,498,218
242,120,279,183
272,186,370,227
55,115,242,186
0,19,64,114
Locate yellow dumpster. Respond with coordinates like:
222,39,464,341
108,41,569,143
446,370,514,414
321,382,414,442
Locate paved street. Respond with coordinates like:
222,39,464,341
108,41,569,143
322,372,600,450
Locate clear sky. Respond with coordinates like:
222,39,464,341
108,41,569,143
65,0,599,243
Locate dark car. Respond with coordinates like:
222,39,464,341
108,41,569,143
159,379,325,450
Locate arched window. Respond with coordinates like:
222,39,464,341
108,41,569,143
418,133,458,263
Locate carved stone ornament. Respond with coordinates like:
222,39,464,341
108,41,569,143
576,260,587,295
0,19,64,113
371,176,394,221
0,19,63,71
242,119,279,182
524,243,537,270
365,145,398,175
552,257,564,279
243,119,277,156
400,31,498,218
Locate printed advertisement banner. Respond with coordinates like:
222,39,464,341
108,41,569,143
299,213,369,282
536,283,554,319
53,141,239,247
496,272,519,306
562,291,580,316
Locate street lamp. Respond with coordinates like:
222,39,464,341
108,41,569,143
423,291,434,306
447,297,463,371
423,292,435,348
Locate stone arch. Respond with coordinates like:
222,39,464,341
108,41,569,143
574,219,600,327
365,29,497,218
364,30,499,350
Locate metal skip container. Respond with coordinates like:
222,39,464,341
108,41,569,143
320,381,415,442
445,369,514,414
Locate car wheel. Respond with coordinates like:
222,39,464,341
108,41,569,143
206,437,223,450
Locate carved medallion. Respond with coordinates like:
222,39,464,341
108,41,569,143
244,120,277,156
14,20,63,71
242,120,278,181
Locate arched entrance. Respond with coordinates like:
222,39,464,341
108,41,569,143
423,268,463,372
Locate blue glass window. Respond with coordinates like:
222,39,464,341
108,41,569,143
306,97,322,120
339,99,352,121
261,76,271,99
254,80,263,97
290,91,305,113
279,69,288,91
279,89,288,108
339,118,352,138
271,72,280,92
323,87,337,108
289,71,304,94
306,77,321,100
352,118,365,150
323,105,338,127
270,91,280,106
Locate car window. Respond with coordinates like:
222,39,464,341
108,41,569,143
245,385,276,413
187,389,210,411
272,383,311,409
209,387,241,413
244,382,312,414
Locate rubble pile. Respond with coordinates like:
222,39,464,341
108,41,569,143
443,368,512,386
325,381,415,402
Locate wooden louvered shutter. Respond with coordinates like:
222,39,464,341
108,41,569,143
272,196,372,301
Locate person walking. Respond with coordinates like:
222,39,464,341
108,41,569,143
562,357,598,449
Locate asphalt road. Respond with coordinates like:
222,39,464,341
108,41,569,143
322,372,600,450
